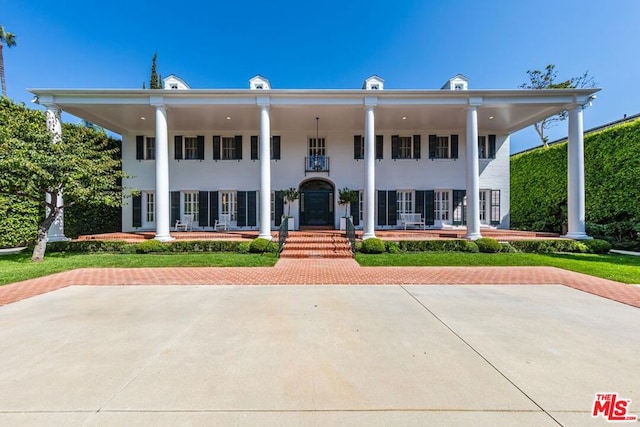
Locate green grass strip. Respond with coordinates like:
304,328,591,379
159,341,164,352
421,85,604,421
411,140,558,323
355,252,640,284
0,252,278,286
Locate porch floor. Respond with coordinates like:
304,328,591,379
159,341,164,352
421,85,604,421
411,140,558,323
76,228,563,243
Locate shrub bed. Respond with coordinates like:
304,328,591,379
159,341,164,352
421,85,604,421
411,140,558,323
46,239,246,254
398,240,479,253
475,238,502,253
361,238,386,254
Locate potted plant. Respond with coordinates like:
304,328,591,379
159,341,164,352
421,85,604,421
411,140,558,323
338,187,358,230
281,187,299,230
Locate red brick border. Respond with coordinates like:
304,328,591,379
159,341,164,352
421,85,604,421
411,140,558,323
1,260,639,308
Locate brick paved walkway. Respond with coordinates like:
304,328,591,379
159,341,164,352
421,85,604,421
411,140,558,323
1,259,639,309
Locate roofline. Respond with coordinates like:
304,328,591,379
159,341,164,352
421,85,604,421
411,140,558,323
29,87,600,99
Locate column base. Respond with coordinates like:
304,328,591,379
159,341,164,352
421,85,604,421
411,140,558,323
258,233,273,241
154,234,175,242
362,232,377,240
47,235,70,243
562,232,592,240
465,232,482,241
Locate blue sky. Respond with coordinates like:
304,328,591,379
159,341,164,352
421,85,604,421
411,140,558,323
3,0,639,153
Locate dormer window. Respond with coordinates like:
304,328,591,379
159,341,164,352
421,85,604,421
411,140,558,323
255,84,264,90
249,75,271,90
363,75,385,90
454,83,464,91
170,83,178,90
371,84,379,90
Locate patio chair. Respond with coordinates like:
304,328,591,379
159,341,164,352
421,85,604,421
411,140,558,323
174,214,194,231
214,214,230,231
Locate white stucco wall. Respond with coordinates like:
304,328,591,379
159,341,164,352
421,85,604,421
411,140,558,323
122,128,510,231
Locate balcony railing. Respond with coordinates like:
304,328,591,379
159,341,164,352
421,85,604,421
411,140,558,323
305,155,330,175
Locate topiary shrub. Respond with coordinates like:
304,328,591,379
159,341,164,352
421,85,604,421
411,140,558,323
249,238,276,253
582,239,612,254
385,241,401,253
474,238,503,253
361,238,385,254
134,239,167,253
500,242,517,253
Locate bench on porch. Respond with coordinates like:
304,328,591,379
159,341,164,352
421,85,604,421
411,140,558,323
399,213,426,230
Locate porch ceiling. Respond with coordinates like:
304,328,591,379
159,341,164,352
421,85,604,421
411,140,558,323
30,88,599,136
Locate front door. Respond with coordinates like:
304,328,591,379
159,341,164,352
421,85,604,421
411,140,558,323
300,180,334,226
304,191,331,225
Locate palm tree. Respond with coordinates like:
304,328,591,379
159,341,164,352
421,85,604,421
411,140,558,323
0,26,17,97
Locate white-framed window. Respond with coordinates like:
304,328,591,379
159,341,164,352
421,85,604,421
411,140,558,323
398,136,412,159
478,136,487,159
170,83,178,90
183,191,199,221
222,137,236,160
396,190,413,216
184,137,199,160
145,137,155,160
435,190,450,222
221,191,237,221
308,137,326,156
145,192,155,223
491,189,501,225
435,136,449,159
479,190,487,223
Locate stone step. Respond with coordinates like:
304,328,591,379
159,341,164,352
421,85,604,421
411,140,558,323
280,233,354,259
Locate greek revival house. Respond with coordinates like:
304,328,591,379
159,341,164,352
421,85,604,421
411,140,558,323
30,74,598,241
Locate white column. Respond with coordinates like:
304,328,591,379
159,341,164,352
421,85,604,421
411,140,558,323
258,103,272,240
45,105,68,242
363,104,376,240
465,105,482,240
154,104,173,241
565,104,590,240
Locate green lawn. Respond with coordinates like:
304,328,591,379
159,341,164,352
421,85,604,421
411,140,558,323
0,252,278,286
355,252,640,284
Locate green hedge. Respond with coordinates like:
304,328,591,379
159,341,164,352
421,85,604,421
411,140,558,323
511,119,640,248
398,239,479,253
46,239,245,254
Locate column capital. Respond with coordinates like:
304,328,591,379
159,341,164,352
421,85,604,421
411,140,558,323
257,95,271,108
467,97,483,108
149,96,165,107
364,96,378,108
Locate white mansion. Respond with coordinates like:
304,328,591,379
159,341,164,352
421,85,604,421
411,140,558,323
31,74,598,241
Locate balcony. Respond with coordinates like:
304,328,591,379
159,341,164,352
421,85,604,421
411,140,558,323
305,155,330,175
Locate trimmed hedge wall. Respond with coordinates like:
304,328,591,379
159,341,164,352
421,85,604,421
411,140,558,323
511,119,640,248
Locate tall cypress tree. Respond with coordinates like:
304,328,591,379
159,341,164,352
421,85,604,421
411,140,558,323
149,53,161,89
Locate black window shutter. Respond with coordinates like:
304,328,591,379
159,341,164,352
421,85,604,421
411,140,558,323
354,135,363,159
198,191,209,227
251,136,259,160
247,191,257,227
235,135,243,160
213,136,221,160
132,195,142,227
350,191,360,225
197,135,205,160
391,135,399,159
174,136,183,160
376,135,383,159
490,189,501,225
415,191,425,217
488,134,496,158
170,191,180,224
209,191,218,225
388,191,397,225
377,190,387,226
429,134,437,158
453,190,466,225
272,135,281,160
425,190,435,225
237,191,247,226
413,135,421,159
136,135,144,160
451,135,459,159
274,191,283,226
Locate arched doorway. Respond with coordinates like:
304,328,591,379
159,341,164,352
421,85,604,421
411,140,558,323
300,179,334,226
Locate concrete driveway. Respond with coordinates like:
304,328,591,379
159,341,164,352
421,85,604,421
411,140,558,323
0,284,638,426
